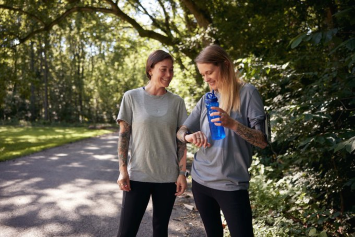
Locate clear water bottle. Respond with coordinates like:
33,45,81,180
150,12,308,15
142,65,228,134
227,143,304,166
205,90,226,140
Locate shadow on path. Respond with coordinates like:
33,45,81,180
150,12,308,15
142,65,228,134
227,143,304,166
0,133,204,237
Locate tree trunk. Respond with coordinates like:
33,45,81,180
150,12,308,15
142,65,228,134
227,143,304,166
30,41,37,122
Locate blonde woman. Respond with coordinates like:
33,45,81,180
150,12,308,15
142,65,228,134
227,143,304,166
177,45,267,237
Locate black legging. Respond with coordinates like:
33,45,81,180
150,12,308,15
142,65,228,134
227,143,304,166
192,179,254,237
117,181,176,237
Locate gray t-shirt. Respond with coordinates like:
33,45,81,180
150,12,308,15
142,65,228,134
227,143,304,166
117,87,187,183
183,83,265,191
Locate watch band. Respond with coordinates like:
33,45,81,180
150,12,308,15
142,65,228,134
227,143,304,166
179,170,189,177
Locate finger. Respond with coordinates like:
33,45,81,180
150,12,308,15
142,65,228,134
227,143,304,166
200,133,209,148
211,118,221,123
175,187,185,196
194,132,203,147
175,182,180,193
119,180,131,191
211,107,223,112
175,185,182,195
125,181,131,191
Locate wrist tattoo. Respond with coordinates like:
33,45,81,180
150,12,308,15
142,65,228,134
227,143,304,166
177,125,189,143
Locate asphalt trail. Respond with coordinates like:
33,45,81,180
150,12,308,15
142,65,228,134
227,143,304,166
0,133,204,237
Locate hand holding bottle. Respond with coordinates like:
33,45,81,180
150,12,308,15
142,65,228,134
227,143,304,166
210,107,236,130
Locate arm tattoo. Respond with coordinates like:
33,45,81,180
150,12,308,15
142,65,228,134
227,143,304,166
118,121,131,167
177,139,186,162
232,122,268,149
177,125,189,143
177,126,187,173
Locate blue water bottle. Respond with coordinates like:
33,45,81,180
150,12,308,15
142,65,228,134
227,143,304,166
205,90,226,140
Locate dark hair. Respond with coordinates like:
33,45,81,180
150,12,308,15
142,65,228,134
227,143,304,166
145,50,174,80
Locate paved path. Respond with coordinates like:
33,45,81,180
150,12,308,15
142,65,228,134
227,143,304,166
0,133,204,237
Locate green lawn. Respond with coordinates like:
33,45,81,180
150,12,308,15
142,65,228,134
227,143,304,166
0,126,115,162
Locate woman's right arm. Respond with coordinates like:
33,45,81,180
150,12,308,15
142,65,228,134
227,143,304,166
117,120,131,191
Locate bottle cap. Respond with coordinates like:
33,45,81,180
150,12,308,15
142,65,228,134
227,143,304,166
205,90,218,103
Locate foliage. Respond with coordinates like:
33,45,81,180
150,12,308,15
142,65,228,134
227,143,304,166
250,159,353,236
0,0,354,234
0,126,113,162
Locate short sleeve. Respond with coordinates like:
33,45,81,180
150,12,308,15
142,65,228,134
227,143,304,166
116,92,133,125
248,89,265,134
183,97,203,133
177,98,188,128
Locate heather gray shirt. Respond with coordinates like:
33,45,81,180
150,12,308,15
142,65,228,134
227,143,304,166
117,88,187,183
183,83,265,191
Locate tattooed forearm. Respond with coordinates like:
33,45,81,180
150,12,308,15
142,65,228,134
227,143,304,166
177,139,186,162
178,149,187,173
118,121,131,168
177,126,187,173
177,125,189,143
232,121,268,149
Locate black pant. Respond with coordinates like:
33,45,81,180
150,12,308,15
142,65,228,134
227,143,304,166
117,181,176,237
192,179,254,237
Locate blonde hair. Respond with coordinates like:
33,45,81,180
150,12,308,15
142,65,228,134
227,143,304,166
195,45,244,113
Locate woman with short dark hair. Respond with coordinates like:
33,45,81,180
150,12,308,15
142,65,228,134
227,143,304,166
116,50,188,237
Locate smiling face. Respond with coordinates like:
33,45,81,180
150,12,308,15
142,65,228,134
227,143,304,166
197,63,221,91
149,59,174,88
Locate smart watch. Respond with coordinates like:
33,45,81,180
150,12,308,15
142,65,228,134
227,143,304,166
179,170,190,178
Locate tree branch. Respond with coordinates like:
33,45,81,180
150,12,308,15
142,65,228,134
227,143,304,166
0,5,45,25
18,6,115,44
129,0,167,34
3,1,196,59
157,0,173,37
179,0,212,29
106,1,174,45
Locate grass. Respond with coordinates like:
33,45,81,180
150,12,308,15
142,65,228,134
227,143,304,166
0,126,116,162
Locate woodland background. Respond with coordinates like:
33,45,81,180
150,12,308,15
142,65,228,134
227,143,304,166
0,0,354,236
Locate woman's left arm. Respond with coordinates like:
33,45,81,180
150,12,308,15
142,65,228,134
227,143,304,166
211,107,268,149
175,130,187,196
230,119,268,149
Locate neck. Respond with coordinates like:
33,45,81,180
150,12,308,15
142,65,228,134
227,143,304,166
145,82,167,96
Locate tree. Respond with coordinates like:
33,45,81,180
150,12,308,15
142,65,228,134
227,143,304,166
0,0,354,235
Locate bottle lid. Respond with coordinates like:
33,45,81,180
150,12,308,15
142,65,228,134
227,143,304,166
205,90,218,103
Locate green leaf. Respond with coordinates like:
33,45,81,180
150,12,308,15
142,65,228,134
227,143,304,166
324,29,338,43
298,137,314,148
319,231,328,237
334,136,355,153
312,32,323,44
345,138,355,153
290,32,307,49
345,38,355,51
330,38,353,54
308,228,317,236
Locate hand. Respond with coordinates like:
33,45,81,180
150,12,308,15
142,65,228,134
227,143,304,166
117,170,131,192
211,107,236,129
185,131,211,148
175,175,187,196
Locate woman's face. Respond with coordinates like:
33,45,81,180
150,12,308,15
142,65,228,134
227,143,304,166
149,59,174,88
197,63,221,91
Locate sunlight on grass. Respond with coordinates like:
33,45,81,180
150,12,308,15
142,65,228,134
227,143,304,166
0,126,115,162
